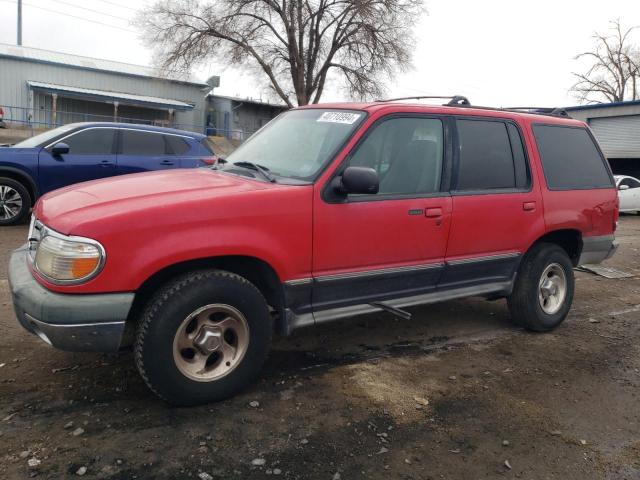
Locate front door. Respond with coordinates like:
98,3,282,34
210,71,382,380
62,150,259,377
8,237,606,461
38,127,117,193
312,116,452,312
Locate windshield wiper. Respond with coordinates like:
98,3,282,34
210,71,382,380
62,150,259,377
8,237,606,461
232,161,276,183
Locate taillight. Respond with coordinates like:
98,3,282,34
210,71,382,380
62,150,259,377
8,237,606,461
200,156,219,166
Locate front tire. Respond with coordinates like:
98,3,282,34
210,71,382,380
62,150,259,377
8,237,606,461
0,177,31,226
134,269,272,406
507,243,574,332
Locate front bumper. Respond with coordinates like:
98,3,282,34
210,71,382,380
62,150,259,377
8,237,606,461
8,246,135,352
578,234,618,266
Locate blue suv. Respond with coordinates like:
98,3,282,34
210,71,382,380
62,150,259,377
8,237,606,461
0,123,216,225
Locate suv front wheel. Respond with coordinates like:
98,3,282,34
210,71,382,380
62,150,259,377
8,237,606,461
0,177,31,226
508,243,575,332
134,269,272,406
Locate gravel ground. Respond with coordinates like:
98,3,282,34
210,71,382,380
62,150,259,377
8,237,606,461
1,217,639,479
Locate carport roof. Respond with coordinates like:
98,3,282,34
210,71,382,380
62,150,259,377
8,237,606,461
27,81,195,111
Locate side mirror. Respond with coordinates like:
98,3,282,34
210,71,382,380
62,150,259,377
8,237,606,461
334,166,379,195
51,142,70,156
619,184,630,191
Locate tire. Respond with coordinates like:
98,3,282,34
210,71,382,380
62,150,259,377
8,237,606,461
507,243,575,332
134,269,272,406
0,177,31,226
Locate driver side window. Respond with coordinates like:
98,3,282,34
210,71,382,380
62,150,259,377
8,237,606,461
347,117,444,195
59,128,116,155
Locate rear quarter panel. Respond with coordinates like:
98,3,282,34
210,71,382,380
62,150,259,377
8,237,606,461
523,118,618,239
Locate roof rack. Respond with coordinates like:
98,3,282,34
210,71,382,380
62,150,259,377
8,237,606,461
504,107,570,118
374,95,571,118
376,95,471,106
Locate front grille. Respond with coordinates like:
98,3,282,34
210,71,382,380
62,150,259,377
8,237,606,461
27,217,44,263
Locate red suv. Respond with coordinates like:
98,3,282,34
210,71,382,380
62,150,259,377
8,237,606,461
9,98,618,405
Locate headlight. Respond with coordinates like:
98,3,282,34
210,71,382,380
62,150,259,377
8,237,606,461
34,233,105,284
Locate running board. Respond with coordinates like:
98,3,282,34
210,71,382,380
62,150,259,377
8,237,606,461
369,302,412,320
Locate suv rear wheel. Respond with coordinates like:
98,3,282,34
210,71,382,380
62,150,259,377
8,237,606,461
0,177,31,226
134,269,272,406
507,243,575,332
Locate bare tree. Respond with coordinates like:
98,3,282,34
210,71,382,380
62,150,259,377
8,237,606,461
137,0,424,107
571,20,640,103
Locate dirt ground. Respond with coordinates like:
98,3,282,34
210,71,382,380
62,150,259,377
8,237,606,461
1,218,639,480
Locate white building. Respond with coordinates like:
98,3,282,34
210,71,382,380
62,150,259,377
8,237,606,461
566,100,640,177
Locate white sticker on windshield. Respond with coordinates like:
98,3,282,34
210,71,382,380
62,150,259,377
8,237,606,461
317,111,361,125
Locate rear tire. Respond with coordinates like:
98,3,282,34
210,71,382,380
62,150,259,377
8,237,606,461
507,243,574,332
134,269,272,406
0,177,31,226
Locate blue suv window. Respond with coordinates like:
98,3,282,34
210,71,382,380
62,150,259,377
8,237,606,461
165,135,191,155
121,130,166,155
62,128,115,155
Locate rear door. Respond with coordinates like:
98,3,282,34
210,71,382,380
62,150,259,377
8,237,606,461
117,129,178,175
440,117,544,289
38,127,117,192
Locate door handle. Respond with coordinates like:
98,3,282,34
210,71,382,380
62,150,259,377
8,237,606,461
425,207,443,218
161,160,174,166
425,207,443,226
99,160,113,167
523,202,536,211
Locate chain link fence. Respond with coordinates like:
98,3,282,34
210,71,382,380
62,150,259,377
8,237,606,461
0,104,256,141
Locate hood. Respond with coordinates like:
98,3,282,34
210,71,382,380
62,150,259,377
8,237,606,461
35,168,274,234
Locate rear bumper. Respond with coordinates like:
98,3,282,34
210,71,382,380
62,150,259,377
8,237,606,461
578,235,618,266
8,246,135,352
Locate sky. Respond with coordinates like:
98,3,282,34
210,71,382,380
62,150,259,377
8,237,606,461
0,0,639,107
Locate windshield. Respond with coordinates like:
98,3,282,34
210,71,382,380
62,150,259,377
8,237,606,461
225,109,366,180
13,124,78,148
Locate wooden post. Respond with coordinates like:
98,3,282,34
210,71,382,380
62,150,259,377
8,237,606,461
51,93,57,126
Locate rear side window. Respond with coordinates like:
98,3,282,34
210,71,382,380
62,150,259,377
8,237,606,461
533,125,613,190
165,135,191,155
121,130,166,155
455,119,528,191
62,128,115,155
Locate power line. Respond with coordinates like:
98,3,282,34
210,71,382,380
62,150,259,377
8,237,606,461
93,0,139,12
0,0,138,33
49,0,132,22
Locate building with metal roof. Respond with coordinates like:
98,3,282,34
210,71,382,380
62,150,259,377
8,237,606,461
206,94,288,140
0,43,212,133
566,100,640,177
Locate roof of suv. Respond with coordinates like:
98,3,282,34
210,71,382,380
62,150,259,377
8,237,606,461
62,122,206,139
299,102,585,126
